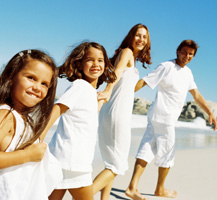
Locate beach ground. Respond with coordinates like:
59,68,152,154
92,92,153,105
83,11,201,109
62,147,217,200
46,115,217,200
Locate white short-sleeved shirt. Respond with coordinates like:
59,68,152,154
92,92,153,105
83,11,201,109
143,59,197,125
49,79,98,172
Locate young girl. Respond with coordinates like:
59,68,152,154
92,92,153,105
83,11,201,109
40,42,116,200
93,24,152,200
0,49,62,200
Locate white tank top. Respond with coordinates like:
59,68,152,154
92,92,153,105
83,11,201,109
0,104,34,152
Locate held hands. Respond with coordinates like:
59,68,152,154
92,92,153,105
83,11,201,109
97,90,112,112
25,142,47,162
97,90,112,103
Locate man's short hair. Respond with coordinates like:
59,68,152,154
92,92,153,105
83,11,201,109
176,40,199,56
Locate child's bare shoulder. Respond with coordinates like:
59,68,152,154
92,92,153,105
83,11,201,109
0,109,15,124
0,110,16,151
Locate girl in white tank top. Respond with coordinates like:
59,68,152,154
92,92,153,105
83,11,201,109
0,49,62,200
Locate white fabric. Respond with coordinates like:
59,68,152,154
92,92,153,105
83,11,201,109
98,52,139,175
136,118,175,168
137,59,198,168
49,79,98,174
143,59,197,125
0,105,62,200
0,105,32,151
56,170,92,189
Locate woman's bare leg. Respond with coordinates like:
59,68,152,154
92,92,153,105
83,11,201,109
100,178,115,200
125,159,148,200
93,169,117,197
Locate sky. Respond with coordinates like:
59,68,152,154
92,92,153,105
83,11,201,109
0,0,217,103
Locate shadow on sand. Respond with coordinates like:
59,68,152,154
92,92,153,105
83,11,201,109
110,188,154,199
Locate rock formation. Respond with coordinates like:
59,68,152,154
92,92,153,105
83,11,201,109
133,97,151,115
133,97,217,126
179,100,217,125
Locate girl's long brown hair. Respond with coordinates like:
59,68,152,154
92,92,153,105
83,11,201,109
58,41,116,88
0,49,58,150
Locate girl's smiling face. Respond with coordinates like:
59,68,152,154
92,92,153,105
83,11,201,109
11,59,53,112
81,47,105,88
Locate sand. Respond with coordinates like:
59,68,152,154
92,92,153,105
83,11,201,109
46,116,217,200
61,146,217,200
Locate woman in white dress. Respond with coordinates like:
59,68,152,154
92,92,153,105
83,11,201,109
93,24,152,200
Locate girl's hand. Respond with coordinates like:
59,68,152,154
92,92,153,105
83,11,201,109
25,142,47,162
97,90,112,102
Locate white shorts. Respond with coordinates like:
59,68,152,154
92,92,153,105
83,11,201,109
136,119,175,168
56,169,92,189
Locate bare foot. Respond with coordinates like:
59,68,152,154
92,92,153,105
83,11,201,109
155,189,177,198
125,188,149,200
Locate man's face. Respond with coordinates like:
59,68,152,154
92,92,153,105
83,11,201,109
176,46,195,67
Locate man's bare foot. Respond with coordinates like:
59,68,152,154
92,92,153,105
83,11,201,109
155,189,177,198
125,188,149,200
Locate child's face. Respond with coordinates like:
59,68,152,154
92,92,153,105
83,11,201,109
81,47,105,87
11,59,53,112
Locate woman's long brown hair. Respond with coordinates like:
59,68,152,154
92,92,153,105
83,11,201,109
110,23,152,68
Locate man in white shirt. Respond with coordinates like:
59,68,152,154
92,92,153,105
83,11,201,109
125,40,217,200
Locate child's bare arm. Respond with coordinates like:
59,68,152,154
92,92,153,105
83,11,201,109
98,48,133,102
40,103,69,140
0,142,47,169
98,99,105,112
0,110,47,169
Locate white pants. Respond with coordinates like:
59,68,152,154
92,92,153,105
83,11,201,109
136,119,175,168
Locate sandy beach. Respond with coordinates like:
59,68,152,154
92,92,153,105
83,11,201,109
61,146,217,200
46,115,217,200
92,147,217,200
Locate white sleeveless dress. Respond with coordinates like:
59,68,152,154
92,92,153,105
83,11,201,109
98,53,139,175
0,105,62,200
